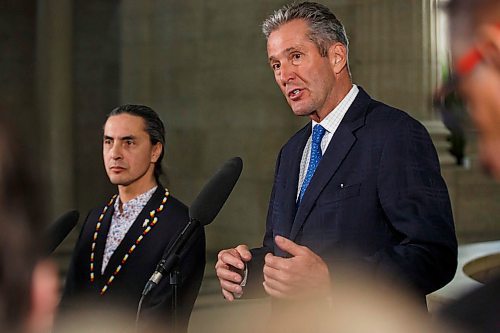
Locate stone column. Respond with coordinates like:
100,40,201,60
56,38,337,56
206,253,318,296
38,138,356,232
36,0,75,220
120,0,153,104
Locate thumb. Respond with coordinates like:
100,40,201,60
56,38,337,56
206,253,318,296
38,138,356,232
235,244,252,261
274,235,306,257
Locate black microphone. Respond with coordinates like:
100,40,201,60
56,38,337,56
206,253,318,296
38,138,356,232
44,210,79,255
142,157,243,296
190,156,243,225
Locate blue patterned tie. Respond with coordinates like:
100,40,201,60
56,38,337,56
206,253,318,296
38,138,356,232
299,124,326,203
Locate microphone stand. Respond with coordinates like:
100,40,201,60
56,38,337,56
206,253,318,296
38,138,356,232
170,263,180,333
136,219,201,332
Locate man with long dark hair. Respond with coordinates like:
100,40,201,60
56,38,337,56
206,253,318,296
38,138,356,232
60,105,205,332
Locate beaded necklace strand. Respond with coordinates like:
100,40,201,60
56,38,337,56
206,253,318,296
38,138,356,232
89,189,170,295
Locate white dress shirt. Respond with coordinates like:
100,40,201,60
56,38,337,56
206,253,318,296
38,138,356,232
296,84,359,200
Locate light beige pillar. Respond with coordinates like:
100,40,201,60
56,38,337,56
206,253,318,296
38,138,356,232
36,0,75,220
120,0,153,104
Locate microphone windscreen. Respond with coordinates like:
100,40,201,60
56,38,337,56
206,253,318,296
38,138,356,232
44,210,79,254
189,157,243,226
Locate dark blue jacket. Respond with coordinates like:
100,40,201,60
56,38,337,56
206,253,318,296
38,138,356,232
247,87,457,301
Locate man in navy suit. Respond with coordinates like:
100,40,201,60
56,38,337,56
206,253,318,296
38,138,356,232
216,1,457,304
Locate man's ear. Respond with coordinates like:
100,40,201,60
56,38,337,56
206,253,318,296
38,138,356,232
478,24,500,70
27,260,59,333
151,143,163,163
328,42,348,74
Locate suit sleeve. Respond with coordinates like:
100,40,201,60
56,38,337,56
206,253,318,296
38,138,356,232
367,115,457,295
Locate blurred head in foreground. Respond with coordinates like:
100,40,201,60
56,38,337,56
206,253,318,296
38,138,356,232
263,267,452,333
0,116,58,333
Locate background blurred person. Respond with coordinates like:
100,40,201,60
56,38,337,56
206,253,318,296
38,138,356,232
439,0,500,332
0,115,59,333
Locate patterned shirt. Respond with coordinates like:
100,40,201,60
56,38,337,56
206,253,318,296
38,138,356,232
101,186,158,273
296,84,359,200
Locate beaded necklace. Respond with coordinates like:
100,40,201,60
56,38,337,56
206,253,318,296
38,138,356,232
89,189,170,295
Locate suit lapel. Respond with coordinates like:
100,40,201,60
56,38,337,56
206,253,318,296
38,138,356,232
280,126,310,241
289,88,370,241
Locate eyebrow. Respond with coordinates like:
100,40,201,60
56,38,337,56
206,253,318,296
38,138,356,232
103,135,137,141
268,47,301,63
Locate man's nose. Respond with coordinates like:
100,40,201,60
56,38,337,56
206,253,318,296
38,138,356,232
279,63,295,86
110,144,122,159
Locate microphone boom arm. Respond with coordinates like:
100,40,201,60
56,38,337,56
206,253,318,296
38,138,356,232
142,218,201,296
141,156,242,297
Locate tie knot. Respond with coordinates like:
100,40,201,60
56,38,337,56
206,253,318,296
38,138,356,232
312,124,326,144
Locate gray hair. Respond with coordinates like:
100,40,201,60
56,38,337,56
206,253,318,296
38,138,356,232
262,1,348,57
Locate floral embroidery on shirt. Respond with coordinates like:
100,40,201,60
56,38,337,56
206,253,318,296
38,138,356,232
101,186,157,273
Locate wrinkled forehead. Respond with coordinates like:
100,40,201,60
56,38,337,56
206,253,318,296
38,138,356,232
266,20,314,56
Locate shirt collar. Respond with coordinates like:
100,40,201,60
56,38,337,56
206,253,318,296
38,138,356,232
114,185,158,213
312,84,359,133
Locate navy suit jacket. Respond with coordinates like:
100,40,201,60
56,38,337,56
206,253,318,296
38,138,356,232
60,186,205,332
247,87,457,299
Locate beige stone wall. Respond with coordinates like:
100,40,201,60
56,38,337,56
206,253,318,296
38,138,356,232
117,0,462,253
120,0,307,251
3,0,499,259
36,0,76,219
327,0,439,121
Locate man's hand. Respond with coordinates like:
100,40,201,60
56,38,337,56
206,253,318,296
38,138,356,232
215,245,252,301
263,235,330,299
